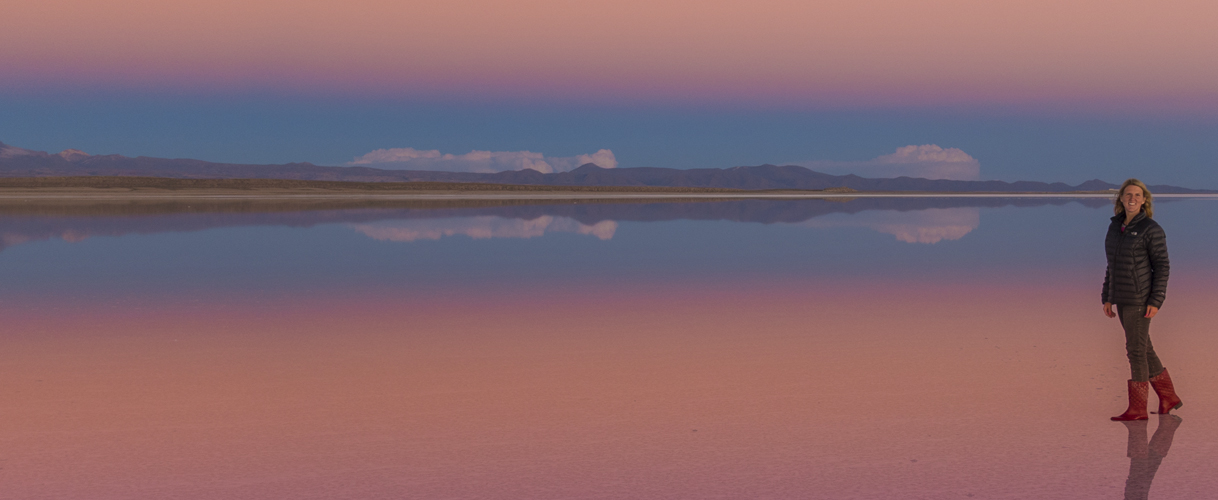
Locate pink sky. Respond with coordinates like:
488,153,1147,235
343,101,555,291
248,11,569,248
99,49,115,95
3,0,1216,109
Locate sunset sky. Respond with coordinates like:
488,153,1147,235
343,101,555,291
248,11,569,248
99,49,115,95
2,0,1216,185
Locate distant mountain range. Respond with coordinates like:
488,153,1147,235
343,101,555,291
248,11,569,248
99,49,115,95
2,141,1212,193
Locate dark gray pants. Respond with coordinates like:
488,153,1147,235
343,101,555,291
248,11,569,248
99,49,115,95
1117,304,1165,382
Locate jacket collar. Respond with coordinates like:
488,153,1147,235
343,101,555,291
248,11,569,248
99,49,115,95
1112,211,1148,226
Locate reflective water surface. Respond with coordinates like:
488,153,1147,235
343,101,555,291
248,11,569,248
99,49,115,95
3,196,1217,499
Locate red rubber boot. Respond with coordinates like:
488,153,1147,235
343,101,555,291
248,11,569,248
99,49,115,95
1149,368,1183,415
1112,380,1150,421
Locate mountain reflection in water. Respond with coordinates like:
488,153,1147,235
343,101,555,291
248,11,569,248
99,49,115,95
0,196,1111,251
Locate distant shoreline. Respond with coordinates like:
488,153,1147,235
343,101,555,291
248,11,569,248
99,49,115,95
1,176,1212,200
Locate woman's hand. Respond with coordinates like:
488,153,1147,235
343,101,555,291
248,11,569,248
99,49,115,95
1145,306,1159,318
1104,302,1116,318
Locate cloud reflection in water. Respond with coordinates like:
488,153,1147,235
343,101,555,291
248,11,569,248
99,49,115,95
350,216,618,242
0,196,1110,252
796,207,980,244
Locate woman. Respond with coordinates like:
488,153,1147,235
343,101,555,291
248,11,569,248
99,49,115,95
1104,179,1183,421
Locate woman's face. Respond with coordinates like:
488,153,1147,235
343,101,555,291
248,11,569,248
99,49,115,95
1122,185,1145,215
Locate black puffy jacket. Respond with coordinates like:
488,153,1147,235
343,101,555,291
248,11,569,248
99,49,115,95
1102,211,1169,307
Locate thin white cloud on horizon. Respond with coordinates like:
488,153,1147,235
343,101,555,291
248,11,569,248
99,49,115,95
349,143,972,179
800,145,981,181
348,147,617,174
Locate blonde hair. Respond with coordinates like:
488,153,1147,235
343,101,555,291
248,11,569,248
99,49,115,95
1114,178,1154,218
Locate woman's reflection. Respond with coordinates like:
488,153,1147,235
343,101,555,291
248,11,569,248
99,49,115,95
1120,415,1182,500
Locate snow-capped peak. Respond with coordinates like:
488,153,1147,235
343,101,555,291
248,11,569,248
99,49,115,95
57,149,91,161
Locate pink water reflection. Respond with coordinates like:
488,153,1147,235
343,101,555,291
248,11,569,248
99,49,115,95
4,278,1216,498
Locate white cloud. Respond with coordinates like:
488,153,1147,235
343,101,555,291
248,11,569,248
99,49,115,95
572,149,618,170
348,147,616,174
797,207,980,244
801,145,980,181
349,216,618,242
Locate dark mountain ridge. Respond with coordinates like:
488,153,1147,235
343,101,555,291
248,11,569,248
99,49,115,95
2,141,1211,193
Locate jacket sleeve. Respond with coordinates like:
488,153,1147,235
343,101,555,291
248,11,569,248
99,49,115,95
1101,224,1112,304
1101,267,1110,304
1146,224,1170,308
